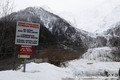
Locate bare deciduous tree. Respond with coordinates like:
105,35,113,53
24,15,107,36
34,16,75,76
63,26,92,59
0,0,14,18
0,0,15,55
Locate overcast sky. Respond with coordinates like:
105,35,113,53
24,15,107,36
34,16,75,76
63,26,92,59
7,0,105,12
10,0,105,31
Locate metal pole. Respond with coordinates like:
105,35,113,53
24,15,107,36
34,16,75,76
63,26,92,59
118,68,120,79
13,45,16,70
23,58,26,72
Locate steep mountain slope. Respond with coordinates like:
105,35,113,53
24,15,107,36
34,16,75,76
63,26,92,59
103,23,120,47
42,0,120,33
76,1,120,61
95,4,120,33
0,7,90,66
13,7,108,48
0,6,120,63
81,22,120,61
12,7,84,49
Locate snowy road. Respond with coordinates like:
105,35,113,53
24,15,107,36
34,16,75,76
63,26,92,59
77,77,118,80
65,59,120,80
63,77,119,80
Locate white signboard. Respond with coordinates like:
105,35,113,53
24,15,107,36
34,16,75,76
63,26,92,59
15,21,40,46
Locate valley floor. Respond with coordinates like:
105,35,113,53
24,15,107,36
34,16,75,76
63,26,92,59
0,59,120,80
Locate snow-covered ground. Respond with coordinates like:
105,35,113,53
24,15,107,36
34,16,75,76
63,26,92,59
67,59,120,77
0,59,120,80
0,63,72,80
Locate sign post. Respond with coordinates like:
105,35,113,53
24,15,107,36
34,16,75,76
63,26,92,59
23,58,26,72
15,21,40,72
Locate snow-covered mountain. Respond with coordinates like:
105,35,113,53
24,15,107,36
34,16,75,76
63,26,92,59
12,7,109,49
1,3,120,62
42,0,120,33
81,47,120,61
4,7,93,51
96,1,120,33
14,7,120,61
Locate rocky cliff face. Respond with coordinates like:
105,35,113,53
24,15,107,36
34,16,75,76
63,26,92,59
81,21,120,61
104,22,120,47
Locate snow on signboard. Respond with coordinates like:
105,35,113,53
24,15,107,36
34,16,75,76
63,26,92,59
15,21,40,46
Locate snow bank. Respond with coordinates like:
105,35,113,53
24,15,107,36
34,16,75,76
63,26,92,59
0,60,120,80
67,59,120,77
0,62,72,80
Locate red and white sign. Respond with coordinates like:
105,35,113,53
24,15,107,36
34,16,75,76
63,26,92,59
19,45,33,55
15,21,40,46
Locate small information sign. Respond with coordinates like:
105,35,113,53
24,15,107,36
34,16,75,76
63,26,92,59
18,55,30,58
19,45,33,55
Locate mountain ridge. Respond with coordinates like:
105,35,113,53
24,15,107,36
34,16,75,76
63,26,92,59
0,6,120,63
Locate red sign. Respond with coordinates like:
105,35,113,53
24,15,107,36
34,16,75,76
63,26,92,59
18,22,39,28
19,45,33,55
87,63,93,65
